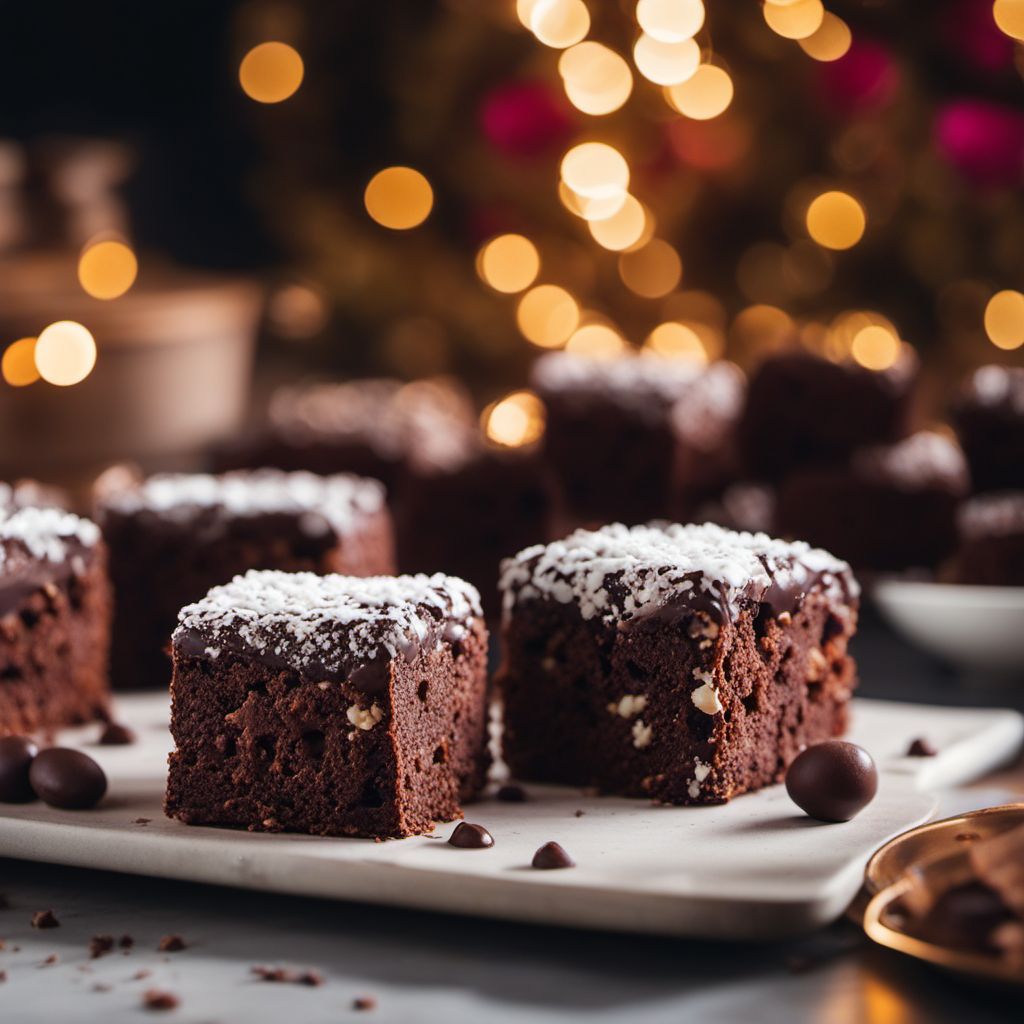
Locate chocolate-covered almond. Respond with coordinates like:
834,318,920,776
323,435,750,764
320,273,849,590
785,740,877,822
29,747,107,810
0,735,39,803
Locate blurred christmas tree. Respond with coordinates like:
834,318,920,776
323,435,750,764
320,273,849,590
239,0,1024,403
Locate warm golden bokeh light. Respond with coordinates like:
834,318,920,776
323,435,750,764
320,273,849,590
529,0,590,49
482,390,546,447
633,33,700,86
805,190,866,250
558,181,629,221
618,239,683,298
1,337,39,387
364,167,434,230
763,0,825,41
984,289,1024,350
643,322,708,363
565,322,627,358
77,240,138,300
34,321,97,387
478,234,541,293
636,0,705,43
239,42,304,104
797,12,853,61
851,324,900,370
559,42,634,116
516,284,580,347
560,142,630,201
666,64,734,120
267,283,329,340
730,304,794,355
993,0,1024,41
588,194,647,251
826,310,898,361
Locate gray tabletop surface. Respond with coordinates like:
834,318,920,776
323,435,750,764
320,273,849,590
1,612,1021,1023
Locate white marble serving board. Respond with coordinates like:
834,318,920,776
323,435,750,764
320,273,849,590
0,696,1020,940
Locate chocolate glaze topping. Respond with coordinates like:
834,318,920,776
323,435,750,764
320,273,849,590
499,522,857,627
174,570,481,691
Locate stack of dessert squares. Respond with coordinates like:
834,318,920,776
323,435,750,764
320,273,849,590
0,346,1020,840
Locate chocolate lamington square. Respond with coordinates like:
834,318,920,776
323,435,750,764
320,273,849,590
96,469,395,689
165,570,489,838
497,523,859,805
0,505,111,735
775,432,969,572
738,347,918,480
951,365,1024,494
210,377,477,494
532,353,744,528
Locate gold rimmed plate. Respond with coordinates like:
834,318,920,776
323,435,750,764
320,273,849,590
862,804,1024,986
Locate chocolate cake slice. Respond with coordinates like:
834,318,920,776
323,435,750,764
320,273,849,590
951,365,1024,494
952,491,1024,586
165,570,489,838
497,522,859,805
0,506,111,735
532,352,744,527
96,469,395,689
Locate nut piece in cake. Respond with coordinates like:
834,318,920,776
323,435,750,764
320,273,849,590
165,570,490,839
0,506,111,735
775,431,969,572
95,469,395,689
497,522,859,805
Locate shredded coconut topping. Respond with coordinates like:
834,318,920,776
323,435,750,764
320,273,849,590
531,352,704,411
852,431,969,493
499,522,857,624
99,469,384,537
959,491,1024,540
175,570,481,678
0,506,100,568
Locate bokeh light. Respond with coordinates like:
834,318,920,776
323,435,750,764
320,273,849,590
364,167,434,230
633,33,700,86
805,190,866,250
618,239,683,297
560,142,630,201
478,234,541,293
666,64,734,120
730,304,794,356
636,0,705,43
565,322,627,358
763,0,825,41
77,240,138,300
797,12,852,62
516,284,580,347
559,42,633,116
1,337,39,387
587,194,648,251
267,283,329,340
558,181,629,221
851,324,900,370
984,289,1024,350
529,0,590,49
482,390,546,447
993,0,1024,41
239,42,304,104
34,321,97,387
643,322,708,363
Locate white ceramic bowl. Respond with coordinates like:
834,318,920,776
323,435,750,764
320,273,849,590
873,579,1024,673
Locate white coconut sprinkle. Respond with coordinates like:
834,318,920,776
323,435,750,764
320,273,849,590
852,431,968,493
0,506,100,568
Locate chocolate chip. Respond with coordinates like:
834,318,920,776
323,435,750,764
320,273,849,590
0,736,39,803
531,841,575,869
157,934,186,952
447,822,494,849
89,935,115,958
29,748,107,810
906,737,937,757
495,784,527,803
119,934,135,948
785,741,878,822
353,995,377,1011
99,722,136,746
31,909,59,929
142,989,180,1011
